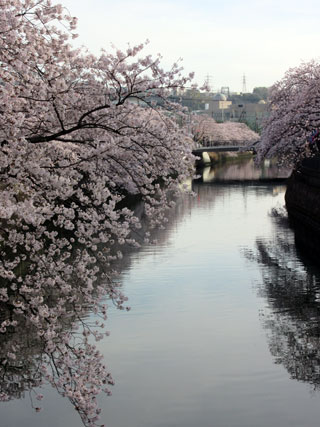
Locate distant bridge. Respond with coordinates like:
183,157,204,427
192,145,257,155
192,142,260,166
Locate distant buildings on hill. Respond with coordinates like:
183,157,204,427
171,87,270,131
204,92,268,126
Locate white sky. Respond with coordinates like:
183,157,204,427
62,0,320,92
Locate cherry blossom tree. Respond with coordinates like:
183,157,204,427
256,60,320,165
191,114,259,146
0,0,195,424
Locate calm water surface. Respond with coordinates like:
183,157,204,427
3,158,320,427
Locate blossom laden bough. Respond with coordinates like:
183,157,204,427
255,60,320,165
0,0,195,425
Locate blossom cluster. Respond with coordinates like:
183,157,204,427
191,115,259,146
256,60,320,165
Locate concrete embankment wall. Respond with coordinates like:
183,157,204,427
285,156,320,258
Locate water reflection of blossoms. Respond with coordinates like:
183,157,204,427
198,158,290,184
0,241,121,426
246,210,320,389
0,193,198,426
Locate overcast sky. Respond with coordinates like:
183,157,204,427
62,0,320,92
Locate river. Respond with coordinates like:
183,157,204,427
2,157,320,427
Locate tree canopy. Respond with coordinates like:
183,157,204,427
252,86,269,100
191,115,259,145
0,0,194,424
256,61,320,165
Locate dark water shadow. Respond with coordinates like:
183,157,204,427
245,208,320,389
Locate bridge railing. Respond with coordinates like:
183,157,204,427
193,139,260,149
193,140,260,153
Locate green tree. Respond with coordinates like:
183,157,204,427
253,87,269,100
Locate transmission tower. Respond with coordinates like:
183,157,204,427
242,74,247,94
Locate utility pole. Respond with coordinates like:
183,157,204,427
242,74,247,94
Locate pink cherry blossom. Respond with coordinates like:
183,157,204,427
255,60,320,165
